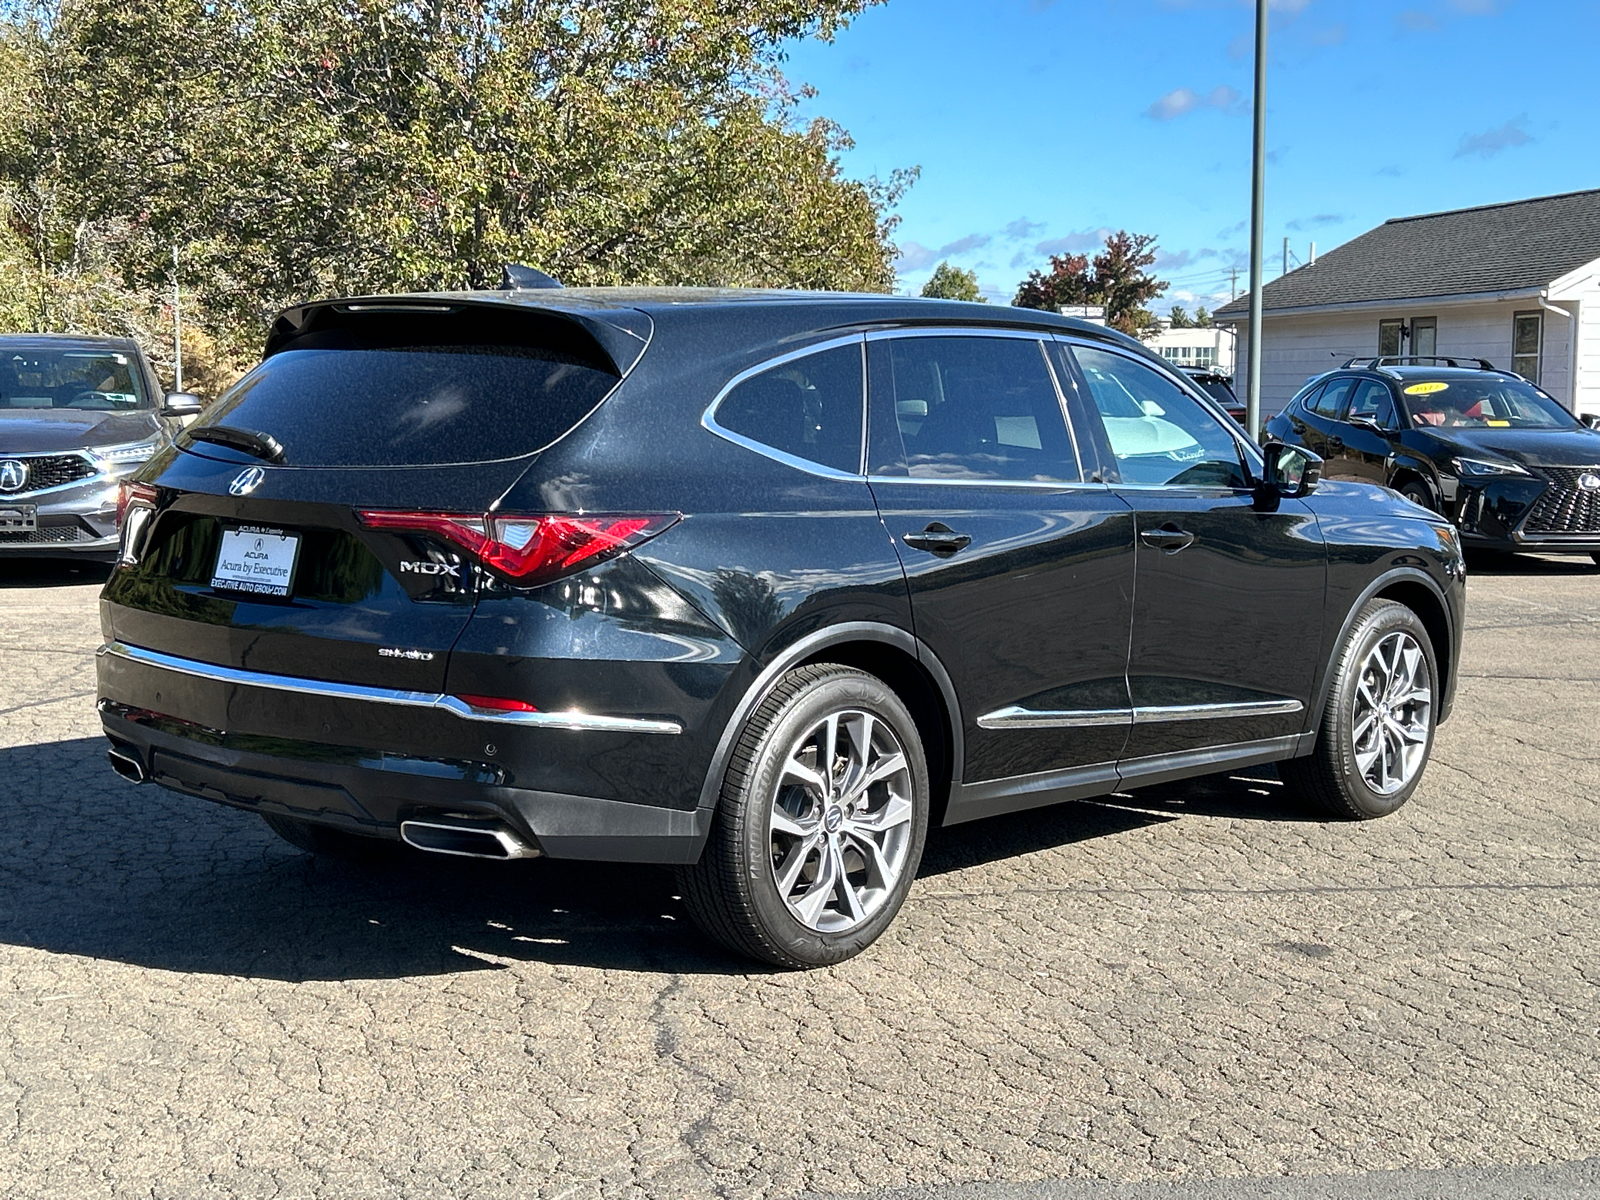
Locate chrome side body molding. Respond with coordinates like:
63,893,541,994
97,642,683,735
976,697,1303,730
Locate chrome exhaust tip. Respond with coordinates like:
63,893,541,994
107,745,146,784
399,819,539,861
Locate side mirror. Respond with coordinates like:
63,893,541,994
163,391,203,416
1582,412,1600,430
1261,440,1322,499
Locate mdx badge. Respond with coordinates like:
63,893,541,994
400,560,460,576
228,467,266,496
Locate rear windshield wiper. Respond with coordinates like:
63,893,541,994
181,424,288,464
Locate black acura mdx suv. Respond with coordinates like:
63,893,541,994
98,288,1465,967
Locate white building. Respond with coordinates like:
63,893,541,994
1214,188,1600,417
1147,324,1236,375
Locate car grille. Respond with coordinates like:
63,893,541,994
0,453,99,493
0,524,99,544
1523,467,1600,534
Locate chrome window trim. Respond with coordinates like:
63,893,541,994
97,641,684,734
977,698,1303,730
861,326,1057,343
866,475,1109,492
0,449,109,499
701,333,869,481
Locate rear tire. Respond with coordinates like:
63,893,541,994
677,664,929,969
262,813,395,862
1281,599,1438,820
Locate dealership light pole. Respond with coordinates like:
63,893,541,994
172,244,184,394
1245,0,1268,440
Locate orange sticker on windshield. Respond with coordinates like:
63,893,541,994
1404,382,1449,395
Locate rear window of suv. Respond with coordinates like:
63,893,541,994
196,311,622,467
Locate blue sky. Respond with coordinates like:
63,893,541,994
784,0,1600,307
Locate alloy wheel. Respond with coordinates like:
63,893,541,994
768,709,915,934
1350,630,1433,796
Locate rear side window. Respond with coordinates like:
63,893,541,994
1310,377,1355,417
713,342,865,474
867,336,1079,482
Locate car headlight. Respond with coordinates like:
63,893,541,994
1450,455,1527,478
92,438,165,467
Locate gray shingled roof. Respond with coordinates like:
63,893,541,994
1214,188,1600,319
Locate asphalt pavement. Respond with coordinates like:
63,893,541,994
0,552,1596,1199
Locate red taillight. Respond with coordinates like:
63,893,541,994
358,511,678,587
454,694,539,714
117,481,158,526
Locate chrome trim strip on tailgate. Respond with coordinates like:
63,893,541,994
96,641,683,734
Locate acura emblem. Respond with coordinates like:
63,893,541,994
1580,472,1600,492
0,459,26,493
228,467,266,496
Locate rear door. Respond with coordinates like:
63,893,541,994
1297,376,1356,461
105,302,635,694
1064,343,1326,769
865,331,1136,817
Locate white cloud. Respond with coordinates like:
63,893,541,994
895,241,937,271
1455,115,1533,159
1145,85,1246,121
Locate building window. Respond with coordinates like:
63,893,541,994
1378,320,1403,357
1411,317,1437,359
1513,311,1542,383
1158,346,1216,367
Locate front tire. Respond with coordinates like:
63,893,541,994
677,664,930,968
1281,599,1438,820
1397,480,1435,512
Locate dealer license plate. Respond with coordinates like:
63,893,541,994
0,505,36,532
211,526,300,597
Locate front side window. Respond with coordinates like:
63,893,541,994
1513,311,1542,383
1070,346,1247,488
867,336,1079,482
0,346,149,411
1347,380,1397,428
715,342,865,475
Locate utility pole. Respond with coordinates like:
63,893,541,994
172,245,183,394
1245,0,1268,441
1229,266,1239,299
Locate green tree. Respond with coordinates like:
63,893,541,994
920,260,983,302
0,0,913,383
1013,230,1167,339
1168,304,1193,328
1193,305,1212,327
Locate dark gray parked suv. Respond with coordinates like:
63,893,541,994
0,334,200,557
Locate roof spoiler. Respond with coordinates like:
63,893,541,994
264,296,651,377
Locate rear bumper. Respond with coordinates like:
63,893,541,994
96,641,717,864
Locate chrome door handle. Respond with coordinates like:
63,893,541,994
902,523,972,557
1327,435,1344,450
1139,526,1196,553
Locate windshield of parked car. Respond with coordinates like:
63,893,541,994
0,346,150,412
1399,377,1579,431
0,346,150,411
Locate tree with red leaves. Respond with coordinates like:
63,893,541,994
1013,231,1167,338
